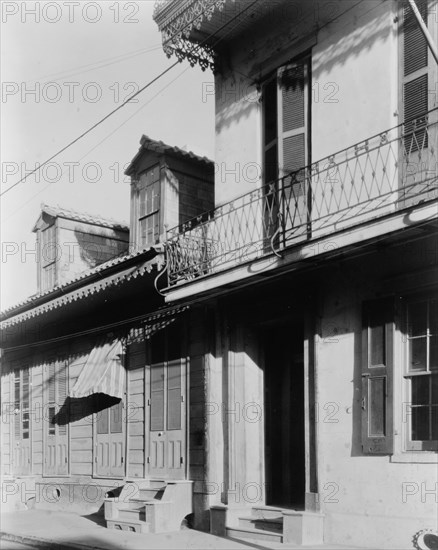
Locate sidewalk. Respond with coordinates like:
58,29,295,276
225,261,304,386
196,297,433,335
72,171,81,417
0,510,362,550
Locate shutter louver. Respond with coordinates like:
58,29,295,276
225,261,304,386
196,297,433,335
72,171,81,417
48,362,56,403
281,65,305,133
403,0,428,76
361,299,394,454
57,362,68,436
283,134,305,174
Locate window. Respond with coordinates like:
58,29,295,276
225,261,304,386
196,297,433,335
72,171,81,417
405,297,438,451
262,58,310,242
361,294,438,455
138,166,160,247
40,225,56,291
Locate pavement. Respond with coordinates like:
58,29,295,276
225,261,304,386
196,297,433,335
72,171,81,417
0,509,364,550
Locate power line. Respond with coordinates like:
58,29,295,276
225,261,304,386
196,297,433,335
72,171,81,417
0,61,179,198
27,45,164,84
1,0,259,198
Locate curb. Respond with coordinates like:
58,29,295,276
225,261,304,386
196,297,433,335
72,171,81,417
0,531,105,550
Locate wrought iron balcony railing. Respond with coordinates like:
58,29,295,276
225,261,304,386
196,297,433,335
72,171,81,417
165,109,438,287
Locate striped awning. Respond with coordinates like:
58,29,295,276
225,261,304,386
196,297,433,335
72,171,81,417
69,339,125,399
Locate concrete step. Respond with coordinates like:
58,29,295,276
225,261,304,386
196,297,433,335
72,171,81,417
118,506,145,522
238,515,283,533
251,505,285,519
106,518,150,533
138,487,165,500
226,525,283,543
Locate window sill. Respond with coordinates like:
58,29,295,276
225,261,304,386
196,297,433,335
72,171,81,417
390,452,438,464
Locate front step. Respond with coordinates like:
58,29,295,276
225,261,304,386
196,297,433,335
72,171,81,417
107,519,150,533
118,506,146,522
238,515,283,533
226,525,283,543
251,505,285,519
105,480,193,534
138,486,165,500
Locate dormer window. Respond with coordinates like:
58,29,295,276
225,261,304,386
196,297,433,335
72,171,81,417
40,224,56,292
138,165,161,247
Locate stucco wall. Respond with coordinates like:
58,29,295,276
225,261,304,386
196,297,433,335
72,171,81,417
316,242,437,548
214,0,399,225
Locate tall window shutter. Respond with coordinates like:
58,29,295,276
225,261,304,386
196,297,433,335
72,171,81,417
48,362,56,402
278,60,309,236
361,299,395,454
57,362,68,436
14,371,20,439
401,0,432,150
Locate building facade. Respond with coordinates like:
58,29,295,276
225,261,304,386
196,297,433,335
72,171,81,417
152,0,438,547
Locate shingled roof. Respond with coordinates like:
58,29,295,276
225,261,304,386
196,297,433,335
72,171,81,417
33,203,129,232
125,135,213,175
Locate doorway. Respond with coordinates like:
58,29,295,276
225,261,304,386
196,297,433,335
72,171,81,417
94,394,125,478
264,322,305,508
147,324,186,480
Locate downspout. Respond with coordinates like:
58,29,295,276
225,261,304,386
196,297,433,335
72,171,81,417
408,0,438,65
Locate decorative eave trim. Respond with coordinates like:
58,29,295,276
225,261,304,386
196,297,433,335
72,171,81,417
154,0,227,71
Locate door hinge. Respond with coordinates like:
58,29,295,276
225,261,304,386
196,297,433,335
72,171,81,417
147,399,150,406
180,457,184,464
146,456,150,463
181,396,184,403
121,457,124,464
65,457,68,463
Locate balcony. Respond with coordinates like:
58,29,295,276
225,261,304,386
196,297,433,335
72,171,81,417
165,109,438,289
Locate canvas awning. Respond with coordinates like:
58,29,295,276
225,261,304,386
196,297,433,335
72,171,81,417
69,339,125,399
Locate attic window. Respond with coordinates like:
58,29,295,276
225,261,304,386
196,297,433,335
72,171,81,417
40,224,56,291
138,165,161,247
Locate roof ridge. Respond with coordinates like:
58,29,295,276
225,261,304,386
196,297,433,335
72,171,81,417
40,203,129,229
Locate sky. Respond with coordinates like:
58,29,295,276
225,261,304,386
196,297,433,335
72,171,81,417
1,0,215,310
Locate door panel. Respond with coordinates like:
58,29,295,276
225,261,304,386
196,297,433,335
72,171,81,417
94,397,125,477
44,361,69,476
148,359,186,479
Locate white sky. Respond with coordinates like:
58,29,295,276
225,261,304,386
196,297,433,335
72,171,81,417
1,0,215,310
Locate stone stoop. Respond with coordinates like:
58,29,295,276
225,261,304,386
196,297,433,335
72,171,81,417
104,479,193,534
211,504,324,545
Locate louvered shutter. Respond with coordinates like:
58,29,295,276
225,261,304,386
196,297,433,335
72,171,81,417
403,0,429,152
278,61,309,240
57,362,68,436
361,299,394,454
262,77,279,244
400,0,437,204
14,371,20,439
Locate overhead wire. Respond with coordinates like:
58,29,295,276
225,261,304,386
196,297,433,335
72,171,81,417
1,0,260,199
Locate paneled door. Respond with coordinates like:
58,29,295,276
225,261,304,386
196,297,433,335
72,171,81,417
94,396,125,478
148,358,186,480
44,361,69,476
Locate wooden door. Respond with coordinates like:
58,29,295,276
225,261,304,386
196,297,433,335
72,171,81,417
12,367,31,476
44,361,69,476
94,396,125,478
148,358,186,479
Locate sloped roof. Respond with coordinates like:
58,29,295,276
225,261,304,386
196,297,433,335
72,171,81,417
33,204,129,232
125,135,213,175
0,246,164,325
